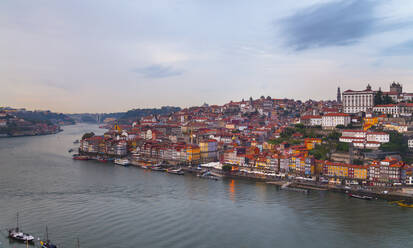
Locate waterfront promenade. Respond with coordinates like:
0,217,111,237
76,151,413,203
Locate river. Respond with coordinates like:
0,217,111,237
0,124,411,248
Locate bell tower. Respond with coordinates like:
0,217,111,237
337,87,342,103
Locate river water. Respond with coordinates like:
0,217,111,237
0,124,411,248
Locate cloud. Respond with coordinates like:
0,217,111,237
279,0,391,51
132,64,183,78
382,40,413,56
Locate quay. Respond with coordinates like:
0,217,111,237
73,153,413,203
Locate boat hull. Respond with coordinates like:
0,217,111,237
348,193,372,200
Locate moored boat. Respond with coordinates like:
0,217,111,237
97,157,108,163
348,193,373,200
167,168,184,175
198,171,219,180
397,201,413,208
72,155,89,160
8,213,34,244
114,158,130,166
39,226,57,248
150,166,166,172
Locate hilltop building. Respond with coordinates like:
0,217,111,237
343,82,413,114
342,84,375,114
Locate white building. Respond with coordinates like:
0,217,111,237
339,130,389,149
352,140,381,149
366,132,390,143
373,104,399,117
300,115,322,127
342,85,375,114
408,139,413,149
321,113,351,129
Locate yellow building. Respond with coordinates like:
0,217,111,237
186,145,200,162
352,167,368,180
326,162,349,178
325,162,367,180
363,117,378,131
304,138,322,150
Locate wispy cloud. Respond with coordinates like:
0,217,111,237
132,64,183,78
279,0,409,51
382,40,413,56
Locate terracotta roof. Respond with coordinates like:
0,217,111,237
300,115,322,120
324,113,350,117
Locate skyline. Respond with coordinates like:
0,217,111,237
1,0,413,113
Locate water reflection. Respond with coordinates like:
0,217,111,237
229,179,235,202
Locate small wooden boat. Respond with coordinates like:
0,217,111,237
348,193,373,200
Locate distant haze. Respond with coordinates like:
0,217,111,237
1,0,413,113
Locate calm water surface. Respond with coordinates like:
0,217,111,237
0,124,412,248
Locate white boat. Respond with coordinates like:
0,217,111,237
114,159,130,166
8,213,34,243
8,229,34,243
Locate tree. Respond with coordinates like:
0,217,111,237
383,94,394,104
336,142,349,152
82,132,95,140
374,89,383,105
222,164,232,173
327,131,341,141
381,131,408,155
309,144,329,160
353,159,364,165
294,123,305,129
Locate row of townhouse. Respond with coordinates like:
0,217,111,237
134,142,201,163
322,162,368,184
199,139,219,162
319,159,412,186
80,136,128,156
221,144,412,186
368,158,405,186
288,156,315,176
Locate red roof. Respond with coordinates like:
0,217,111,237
342,130,365,133
324,113,350,117
300,115,322,120
367,132,388,135
340,136,365,140
374,104,397,107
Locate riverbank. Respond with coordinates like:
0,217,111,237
75,154,413,203
0,129,63,138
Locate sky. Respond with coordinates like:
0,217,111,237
1,0,413,113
